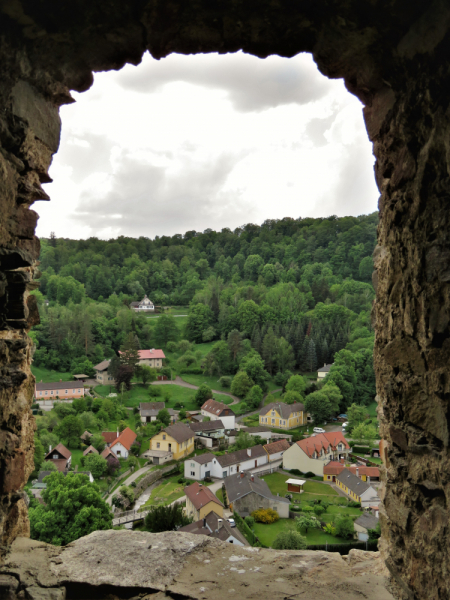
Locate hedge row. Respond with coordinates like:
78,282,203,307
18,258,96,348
233,513,257,545
306,540,378,554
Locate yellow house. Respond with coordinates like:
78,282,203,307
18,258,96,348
335,468,379,507
259,401,305,430
185,481,224,520
149,423,194,460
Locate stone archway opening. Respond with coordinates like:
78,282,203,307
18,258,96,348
1,3,450,599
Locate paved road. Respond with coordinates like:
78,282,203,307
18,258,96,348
106,465,153,505
151,376,241,405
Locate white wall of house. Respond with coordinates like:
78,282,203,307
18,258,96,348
360,488,380,507
282,444,325,476
266,450,286,462
224,533,246,546
210,452,269,478
201,410,235,429
111,442,129,459
184,459,214,480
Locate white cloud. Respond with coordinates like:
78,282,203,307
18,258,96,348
37,52,378,240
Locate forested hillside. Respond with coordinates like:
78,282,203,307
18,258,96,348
31,213,378,414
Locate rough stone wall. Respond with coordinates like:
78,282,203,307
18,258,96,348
0,2,449,599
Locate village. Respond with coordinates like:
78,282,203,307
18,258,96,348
30,334,382,550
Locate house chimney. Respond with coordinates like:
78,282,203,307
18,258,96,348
218,518,223,529
367,476,370,485
356,467,359,478
117,428,119,438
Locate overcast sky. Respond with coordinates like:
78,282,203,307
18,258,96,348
38,51,378,240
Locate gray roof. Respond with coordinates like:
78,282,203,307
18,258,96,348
189,420,225,433
336,468,372,496
241,426,272,434
94,360,111,372
355,513,379,531
178,512,248,545
191,453,215,465
224,472,289,505
260,401,304,419
163,423,195,444
216,445,267,468
140,402,176,417
36,381,79,391
317,363,333,373
192,453,215,465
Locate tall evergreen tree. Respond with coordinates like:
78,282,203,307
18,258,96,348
262,327,277,374
120,332,140,373
306,339,318,372
251,323,262,354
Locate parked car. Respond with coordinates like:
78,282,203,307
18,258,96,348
313,427,326,433
338,414,348,419
227,518,236,527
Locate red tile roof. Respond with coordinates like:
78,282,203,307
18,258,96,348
184,482,223,511
263,438,290,455
101,447,118,459
102,431,118,445
323,462,380,478
323,461,345,475
296,432,349,458
83,445,99,456
119,349,165,360
110,427,137,451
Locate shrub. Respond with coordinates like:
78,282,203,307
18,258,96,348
352,446,370,454
149,386,162,397
251,508,280,524
174,402,182,410
218,376,232,388
289,469,304,477
323,523,336,535
272,530,307,550
131,481,137,488
348,501,361,508
300,505,313,513
290,506,301,512
245,516,255,528
313,504,325,517
304,471,316,478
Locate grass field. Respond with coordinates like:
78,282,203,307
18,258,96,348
216,488,224,503
180,374,235,394
264,390,283,405
140,475,187,508
31,366,73,383
260,473,338,499
253,518,348,547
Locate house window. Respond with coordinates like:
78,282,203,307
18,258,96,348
50,391,53,395
45,392,47,395
191,463,195,467
65,390,68,394
272,419,275,424
223,471,227,478
271,411,275,416
163,435,166,440
39,391,42,395
53,454,58,459
157,442,160,448
190,471,195,476
78,389,81,393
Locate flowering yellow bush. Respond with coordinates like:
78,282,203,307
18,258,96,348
251,508,280,524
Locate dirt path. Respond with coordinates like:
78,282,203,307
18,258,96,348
150,376,241,405
106,465,153,505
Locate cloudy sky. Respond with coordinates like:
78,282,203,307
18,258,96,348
38,51,378,240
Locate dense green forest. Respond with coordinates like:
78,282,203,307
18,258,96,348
31,213,378,415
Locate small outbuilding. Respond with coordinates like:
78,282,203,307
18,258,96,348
286,478,306,493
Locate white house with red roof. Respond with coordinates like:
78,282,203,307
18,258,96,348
118,348,165,369
282,431,350,476
101,427,136,459
201,399,236,428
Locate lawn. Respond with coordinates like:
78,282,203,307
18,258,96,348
94,382,233,411
264,390,283,405
369,457,382,464
180,374,236,394
139,475,185,508
31,366,73,383
253,518,348,547
216,488,224,503
260,473,338,499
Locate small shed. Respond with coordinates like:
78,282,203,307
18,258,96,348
73,374,88,381
286,478,306,493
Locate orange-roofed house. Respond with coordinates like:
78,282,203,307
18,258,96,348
283,432,350,476
323,462,380,483
103,427,137,459
184,481,224,521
